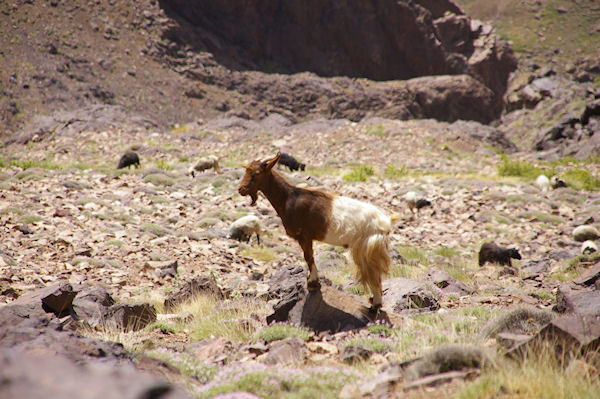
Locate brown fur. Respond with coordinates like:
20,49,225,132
238,153,332,289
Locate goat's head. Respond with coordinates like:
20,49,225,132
238,152,280,206
508,248,522,260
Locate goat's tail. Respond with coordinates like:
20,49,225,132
351,233,391,296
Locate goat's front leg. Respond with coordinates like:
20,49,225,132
299,239,320,291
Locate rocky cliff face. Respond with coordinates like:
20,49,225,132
157,0,517,117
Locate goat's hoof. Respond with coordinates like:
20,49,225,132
307,280,321,291
368,300,382,315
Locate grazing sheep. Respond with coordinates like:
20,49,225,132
550,175,567,189
238,152,399,313
189,155,223,176
573,225,600,242
478,242,522,267
581,240,598,255
278,152,306,172
535,175,550,192
117,151,140,169
403,191,431,215
229,215,262,245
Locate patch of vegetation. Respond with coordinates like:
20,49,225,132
383,164,409,179
343,164,375,182
142,223,172,237
180,295,270,342
365,123,384,136
14,167,47,181
8,158,62,170
562,168,600,191
170,123,190,134
198,217,221,228
366,321,395,337
240,247,275,262
457,346,600,399
254,323,312,344
147,348,216,383
307,165,342,177
17,215,43,224
0,207,25,216
394,245,429,266
552,252,600,282
343,337,396,354
143,173,174,186
155,159,172,171
198,364,356,399
389,261,423,279
497,155,551,180
515,211,563,225
145,322,177,335
434,246,461,259
105,240,125,248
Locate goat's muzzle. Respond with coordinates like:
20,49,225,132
238,186,257,206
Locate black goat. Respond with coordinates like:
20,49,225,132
117,151,140,169
278,152,306,172
478,242,521,267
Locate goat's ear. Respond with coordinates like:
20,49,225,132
265,152,280,170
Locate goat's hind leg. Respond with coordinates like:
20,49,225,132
300,239,320,291
368,277,383,315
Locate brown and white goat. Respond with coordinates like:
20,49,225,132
238,152,398,312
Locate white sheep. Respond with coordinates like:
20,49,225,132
535,175,550,192
581,240,598,255
228,215,262,245
189,155,222,177
573,225,600,242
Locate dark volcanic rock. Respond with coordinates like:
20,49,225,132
11,281,78,317
382,277,440,312
0,348,191,399
103,302,157,332
267,281,375,333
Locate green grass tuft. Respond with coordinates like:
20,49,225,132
562,168,600,191
497,155,551,180
343,164,375,182
254,323,312,344
383,164,409,179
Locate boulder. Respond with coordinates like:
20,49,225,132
382,277,440,313
0,348,190,399
163,276,223,310
103,303,157,332
11,281,78,317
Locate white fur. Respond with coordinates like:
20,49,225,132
323,196,392,247
189,155,222,175
581,240,598,255
229,215,262,242
313,195,393,307
535,175,550,192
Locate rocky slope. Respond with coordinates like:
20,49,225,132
2,0,600,398
1,0,516,136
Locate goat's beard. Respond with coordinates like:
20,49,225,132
249,192,257,206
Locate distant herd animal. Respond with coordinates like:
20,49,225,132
277,152,306,172
113,146,594,312
478,242,522,267
117,151,140,169
229,215,262,245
